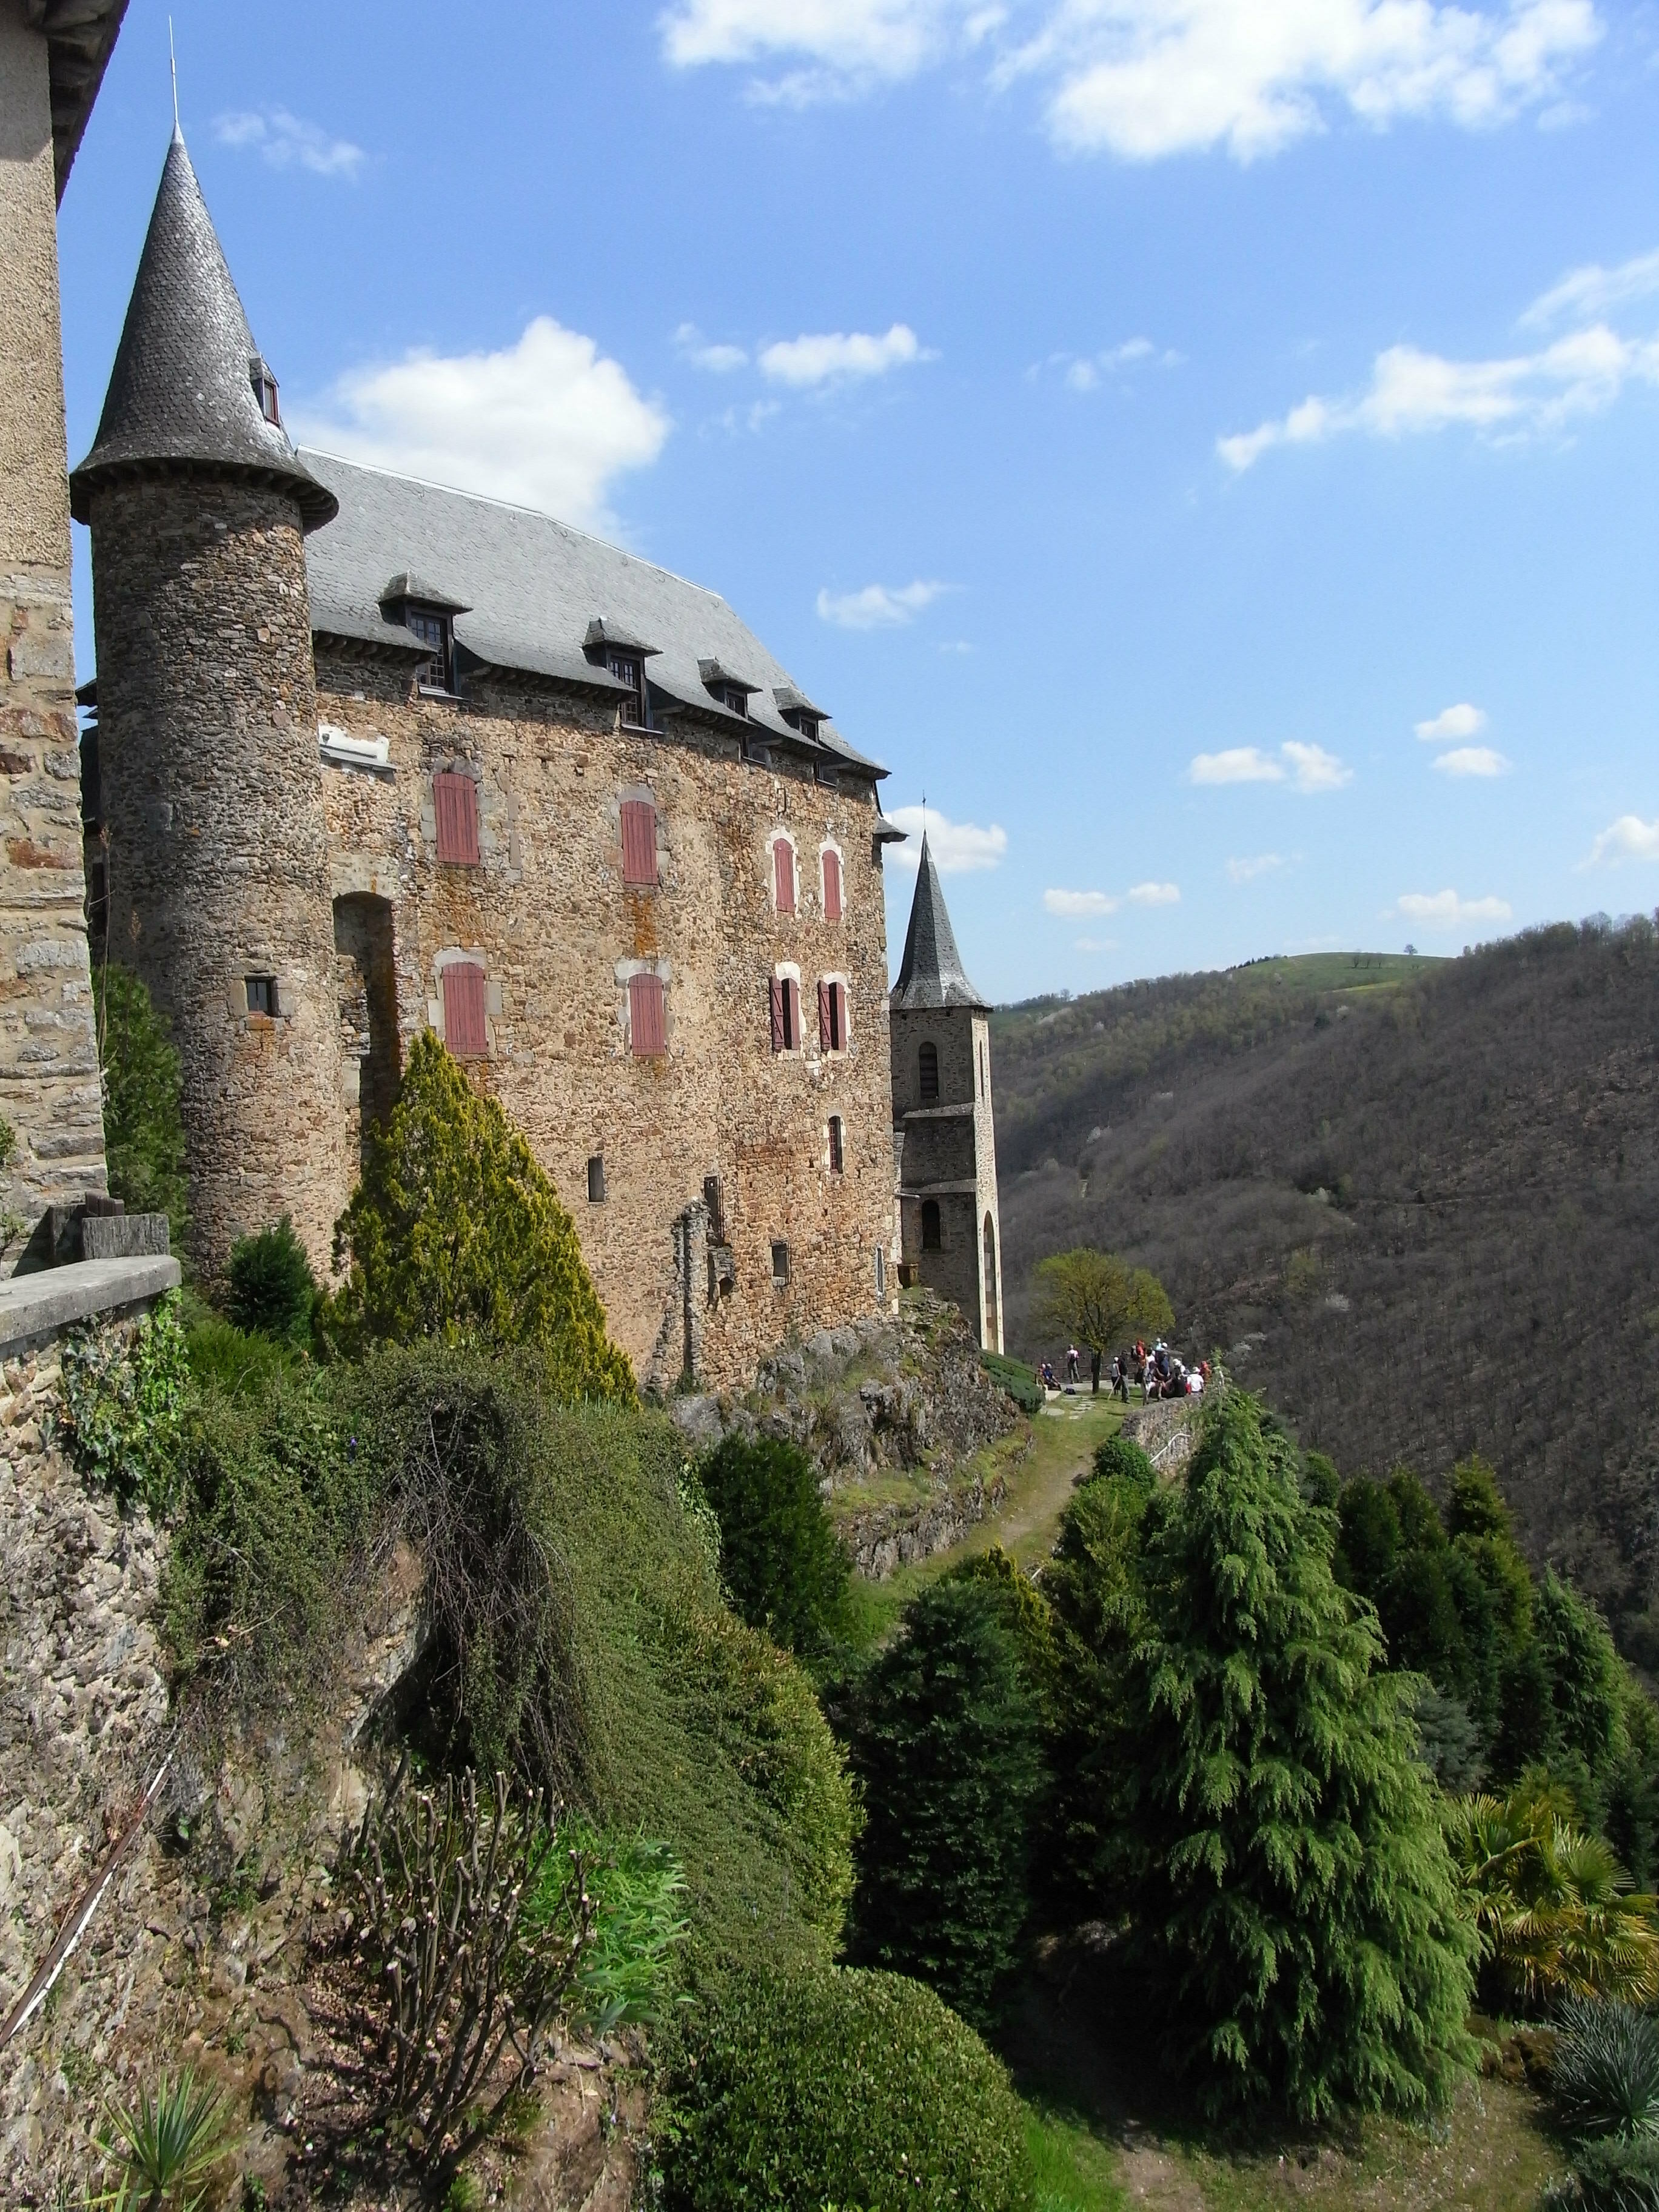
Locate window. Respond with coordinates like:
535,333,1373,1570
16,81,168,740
723,685,749,718
818,979,846,1053
979,1039,987,1099
814,761,839,791
822,848,843,922
771,1240,791,1289
919,1040,939,1103
769,975,800,1053
443,961,487,1057
587,1156,606,1204
921,1199,942,1250
249,356,280,425
875,1246,886,1296
609,652,647,728
629,972,666,1057
742,734,771,769
246,974,278,1017
703,1175,725,1239
620,797,657,888
434,771,481,865
828,1116,844,1173
774,838,797,916
407,608,454,694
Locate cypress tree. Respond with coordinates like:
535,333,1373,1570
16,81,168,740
1119,1390,1475,2124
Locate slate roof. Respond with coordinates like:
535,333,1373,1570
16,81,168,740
69,131,337,529
891,834,988,1011
32,0,129,200
298,451,887,777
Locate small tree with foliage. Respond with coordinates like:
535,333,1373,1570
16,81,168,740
846,1578,1041,2028
95,962,189,1252
1118,1390,1475,2123
226,1215,317,1347
320,1032,632,1399
1031,1247,1173,1357
697,1431,850,1661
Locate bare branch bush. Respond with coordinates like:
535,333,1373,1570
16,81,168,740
343,1765,592,2182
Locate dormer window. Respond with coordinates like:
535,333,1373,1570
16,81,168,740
586,622,659,731
773,686,826,745
608,652,648,729
699,659,757,722
407,608,455,695
723,685,748,717
250,357,281,426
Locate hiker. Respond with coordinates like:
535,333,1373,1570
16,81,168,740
1112,1353,1129,1403
1067,1344,1081,1384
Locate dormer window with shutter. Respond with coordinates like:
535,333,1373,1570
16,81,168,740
379,575,470,699
585,621,659,731
249,355,281,425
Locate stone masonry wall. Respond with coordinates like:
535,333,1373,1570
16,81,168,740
0,5,106,1254
315,648,900,1389
891,1006,1002,1349
89,476,352,1278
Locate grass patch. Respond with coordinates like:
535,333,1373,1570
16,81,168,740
1025,2107,1129,2212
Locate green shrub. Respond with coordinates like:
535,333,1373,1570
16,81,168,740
225,1215,317,1347
1556,2135,1659,2212
846,1578,1040,2028
183,1311,301,1396
658,1964,1035,2212
320,1030,633,1400
1553,1997,1659,2145
697,1430,851,1660
95,962,189,1253
1087,1433,1155,1490
55,1293,189,1516
982,1350,1044,1416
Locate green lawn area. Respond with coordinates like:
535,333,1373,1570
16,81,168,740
1226,950,1444,997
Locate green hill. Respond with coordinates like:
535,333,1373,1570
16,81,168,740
993,922,1659,1667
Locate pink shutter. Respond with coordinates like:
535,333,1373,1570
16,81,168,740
434,773,480,865
818,980,832,1051
443,961,487,1057
621,799,657,887
629,973,666,1056
769,976,785,1053
774,839,796,915
822,848,842,922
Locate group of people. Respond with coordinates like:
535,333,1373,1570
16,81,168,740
1039,1341,1209,1401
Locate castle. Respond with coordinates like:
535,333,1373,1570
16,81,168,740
57,126,1005,1386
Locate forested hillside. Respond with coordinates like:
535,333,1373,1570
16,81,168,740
993,921,1659,1663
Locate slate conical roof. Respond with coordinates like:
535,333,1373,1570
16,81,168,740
891,833,988,1012
70,130,337,529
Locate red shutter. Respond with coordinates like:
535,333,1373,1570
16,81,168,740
769,976,785,1053
621,798,657,887
434,773,481,865
774,839,796,914
818,980,831,1051
442,961,487,1057
629,973,666,1056
822,848,842,922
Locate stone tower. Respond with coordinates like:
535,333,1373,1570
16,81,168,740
70,129,352,1279
890,834,1003,1351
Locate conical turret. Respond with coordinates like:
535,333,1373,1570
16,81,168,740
891,833,988,1011
70,129,335,528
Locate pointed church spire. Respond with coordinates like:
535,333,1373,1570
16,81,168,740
891,832,988,1011
70,133,336,529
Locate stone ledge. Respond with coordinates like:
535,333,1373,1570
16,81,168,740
0,1256,181,1356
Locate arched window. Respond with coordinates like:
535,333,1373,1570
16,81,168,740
919,1040,939,1103
921,1199,942,1250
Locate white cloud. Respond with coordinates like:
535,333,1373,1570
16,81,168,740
1433,745,1510,776
1282,740,1353,792
817,580,951,629
659,0,1598,160
886,806,1007,872
1044,887,1119,916
1074,936,1118,953
293,317,669,533
1416,701,1487,741
1189,746,1285,785
1127,880,1181,905
675,322,749,372
1227,852,1284,883
1220,324,1659,471
1062,336,1179,390
1522,246,1659,330
1396,888,1513,930
758,324,931,387
214,107,364,179
1589,815,1659,864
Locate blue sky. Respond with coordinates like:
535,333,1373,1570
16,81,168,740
58,0,1659,1004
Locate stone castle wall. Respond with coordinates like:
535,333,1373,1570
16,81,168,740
89,476,352,1277
891,1005,1002,1349
0,7,105,1252
315,647,899,1390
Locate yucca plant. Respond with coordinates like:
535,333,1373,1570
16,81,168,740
1555,1996,1659,2143
95,2068,227,2211
1445,1781,1659,2008
1547,2136,1659,2212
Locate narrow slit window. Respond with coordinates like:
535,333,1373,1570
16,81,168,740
246,974,278,1018
587,1156,606,1204
875,1246,886,1296
443,961,487,1057
434,772,481,865
629,972,666,1057
919,1040,940,1103
771,1240,791,1289
822,848,843,922
921,1198,942,1250
828,1116,845,1174
774,839,796,916
620,797,657,887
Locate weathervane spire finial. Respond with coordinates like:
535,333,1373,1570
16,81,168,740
169,17,181,139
